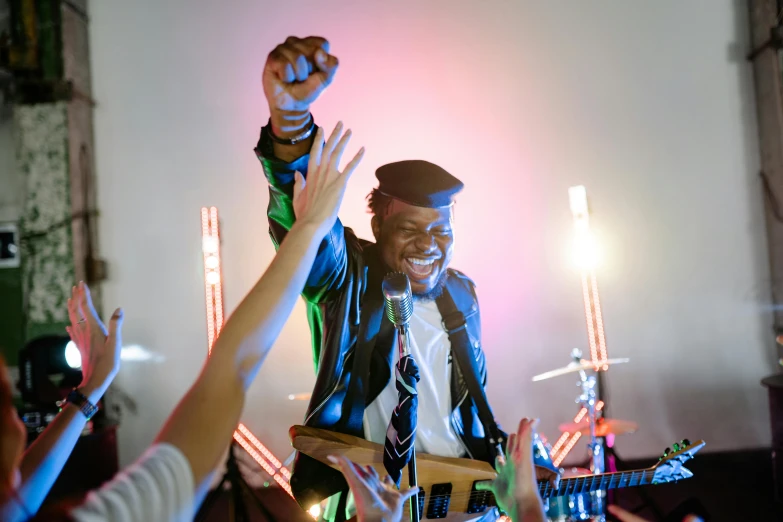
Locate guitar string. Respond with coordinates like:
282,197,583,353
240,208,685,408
397,470,659,504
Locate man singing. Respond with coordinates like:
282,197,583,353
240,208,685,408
255,36,557,521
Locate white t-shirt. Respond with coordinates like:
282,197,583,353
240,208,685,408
363,298,465,458
70,443,194,522
328,300,496,522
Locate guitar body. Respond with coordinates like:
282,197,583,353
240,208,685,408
291,425,497,521
290,425,704,521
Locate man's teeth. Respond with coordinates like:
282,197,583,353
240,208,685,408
408,258,434,266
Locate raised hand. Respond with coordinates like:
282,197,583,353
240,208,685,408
292,122,364,236
65,282,123,403
476,418,547,522
328,455,418,522
263,36,338,114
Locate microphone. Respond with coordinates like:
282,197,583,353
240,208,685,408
382,272,413,327
382,273,414,356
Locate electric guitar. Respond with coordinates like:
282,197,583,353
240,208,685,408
290,425,705,521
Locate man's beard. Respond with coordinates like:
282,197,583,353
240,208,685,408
413,270,449,301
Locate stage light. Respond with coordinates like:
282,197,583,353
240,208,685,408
205,255,219,269
18,335,84,406
206,271,220,285
308,504,321,519
569,185,601,270
572,232,600,270
64,341,81,369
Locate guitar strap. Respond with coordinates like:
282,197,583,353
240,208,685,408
438,281,505,455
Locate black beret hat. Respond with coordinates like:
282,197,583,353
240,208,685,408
374,160,464,208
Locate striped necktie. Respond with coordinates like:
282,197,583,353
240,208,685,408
383,353,420,486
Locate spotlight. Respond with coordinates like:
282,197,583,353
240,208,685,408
568,185,601,270
18,335,83,406
64,341,82,369
308,504,321,519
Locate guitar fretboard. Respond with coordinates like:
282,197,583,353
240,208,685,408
537,469,656,498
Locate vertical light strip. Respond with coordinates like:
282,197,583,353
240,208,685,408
590,274,608,366
201,208,217,351
209,207,224,340
200,207,294,500
581,273,600,365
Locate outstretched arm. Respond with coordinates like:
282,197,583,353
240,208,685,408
155,124,364,492
259,36,347,303
0,285,122,522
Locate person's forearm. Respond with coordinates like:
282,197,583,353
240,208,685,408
153,220,325,486
2,400,93,521
210,219,324,373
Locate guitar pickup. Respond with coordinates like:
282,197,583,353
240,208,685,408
425,483,452,519
467,480,493,514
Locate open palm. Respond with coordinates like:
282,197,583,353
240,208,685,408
292,121,364,236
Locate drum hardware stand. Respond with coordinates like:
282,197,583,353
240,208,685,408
573,350,664,521
575,352,606,522
195,442,277,522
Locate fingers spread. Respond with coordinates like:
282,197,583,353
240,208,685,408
328,454,369,491
107,308,124,342
400,486,419,502
323,121,344,160
507,432,518,461
307,127,325,176
329,129,352,175
341,146,365,180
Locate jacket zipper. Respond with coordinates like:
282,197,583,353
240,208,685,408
451,387,474,459
304,348,353,424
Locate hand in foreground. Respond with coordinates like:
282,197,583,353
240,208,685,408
292,122,364,235
66,282,124,403
607,505,703,522
477,418,547,522
263,36,338,113
328,454,418,522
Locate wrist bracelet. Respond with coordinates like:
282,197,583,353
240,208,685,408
62,388,99,420
268,114,315,145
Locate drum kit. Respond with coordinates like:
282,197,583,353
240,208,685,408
532,348,637,522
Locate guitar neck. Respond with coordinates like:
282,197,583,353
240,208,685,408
537,469,655,498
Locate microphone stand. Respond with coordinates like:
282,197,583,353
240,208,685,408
397,323,420,522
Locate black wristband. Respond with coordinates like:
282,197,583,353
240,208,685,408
64,388,99,420
268,115,315,145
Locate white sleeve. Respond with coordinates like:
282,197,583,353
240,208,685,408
69,443,194,522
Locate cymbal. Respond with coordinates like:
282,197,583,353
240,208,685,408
559,418,638,437
532,358,629,381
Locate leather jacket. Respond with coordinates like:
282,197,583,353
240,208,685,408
255,124,555,512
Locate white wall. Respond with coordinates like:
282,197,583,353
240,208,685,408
90,0,774,469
